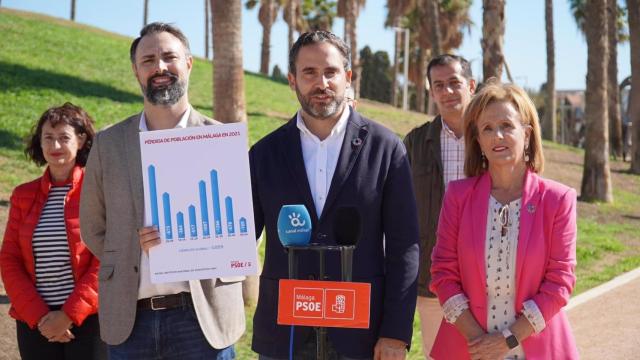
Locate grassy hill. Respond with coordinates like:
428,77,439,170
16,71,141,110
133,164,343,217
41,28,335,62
1,8,639,359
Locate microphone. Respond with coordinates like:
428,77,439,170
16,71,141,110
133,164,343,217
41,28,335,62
278,204,312,280
333,206,361,281
277,204,313,246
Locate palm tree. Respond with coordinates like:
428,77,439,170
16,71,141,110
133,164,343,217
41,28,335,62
607,0,622,158
426,0,442,56
143,0,149,26
211,0,247,122
303,0,337,31
246,0,281,75
338,0,366,98
70,0,76,21
543,0,556,142
205,0,210,59
581,0,612,202
284,0,306,54
386,0,414,107
628,0,640,173
481,0,505,81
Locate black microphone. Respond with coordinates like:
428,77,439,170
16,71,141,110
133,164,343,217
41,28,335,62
333,206,361,282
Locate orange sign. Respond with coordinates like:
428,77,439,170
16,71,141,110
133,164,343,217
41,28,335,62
277,279,371,328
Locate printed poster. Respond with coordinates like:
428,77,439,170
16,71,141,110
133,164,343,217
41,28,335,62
140,122,258,283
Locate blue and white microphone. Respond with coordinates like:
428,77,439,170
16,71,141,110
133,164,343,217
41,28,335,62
277,204,312,279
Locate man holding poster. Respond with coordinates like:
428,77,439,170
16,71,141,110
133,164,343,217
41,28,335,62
80,23,243,359
250,31,419,359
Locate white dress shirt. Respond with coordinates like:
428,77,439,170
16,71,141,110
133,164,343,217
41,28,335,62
137,109,191,300
296,106,350,217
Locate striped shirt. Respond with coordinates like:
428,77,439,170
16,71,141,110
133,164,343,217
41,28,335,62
440,119,466,187
33,185,75,306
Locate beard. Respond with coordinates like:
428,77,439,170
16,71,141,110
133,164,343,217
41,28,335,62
295,86,345,120
142,71,187,106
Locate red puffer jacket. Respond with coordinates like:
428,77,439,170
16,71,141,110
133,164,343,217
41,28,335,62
0,166,99,328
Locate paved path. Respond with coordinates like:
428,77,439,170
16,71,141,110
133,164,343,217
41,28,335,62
567,267,640,359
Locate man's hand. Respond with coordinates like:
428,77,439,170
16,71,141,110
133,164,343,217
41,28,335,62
38,311,74,341
374,337,407,360
467,333,510,360
139,226,161,254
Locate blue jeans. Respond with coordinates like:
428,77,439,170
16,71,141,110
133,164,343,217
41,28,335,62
108,305,235,360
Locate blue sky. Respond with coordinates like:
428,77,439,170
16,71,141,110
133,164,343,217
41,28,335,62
3,0,631,91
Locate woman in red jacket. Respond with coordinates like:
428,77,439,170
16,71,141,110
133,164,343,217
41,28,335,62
1,103,106,359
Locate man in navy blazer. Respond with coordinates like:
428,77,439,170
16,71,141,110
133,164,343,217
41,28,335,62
250,31,419,359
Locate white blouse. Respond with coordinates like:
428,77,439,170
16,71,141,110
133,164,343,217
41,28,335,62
442,196,546,359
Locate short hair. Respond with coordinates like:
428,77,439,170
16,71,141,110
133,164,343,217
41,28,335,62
426,54,472,86
25,103,96,167
463,80,544,177
130,22,191,63
289,31,350,74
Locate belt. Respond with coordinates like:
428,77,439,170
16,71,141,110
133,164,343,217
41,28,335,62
137,292,192,311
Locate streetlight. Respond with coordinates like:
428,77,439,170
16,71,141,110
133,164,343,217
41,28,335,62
394,27,410,111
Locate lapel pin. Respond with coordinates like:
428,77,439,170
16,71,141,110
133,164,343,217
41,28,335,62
351,138,363,147
527,203,536,213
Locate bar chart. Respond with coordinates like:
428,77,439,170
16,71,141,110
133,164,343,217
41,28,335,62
139,122,258,283
147,165,249,242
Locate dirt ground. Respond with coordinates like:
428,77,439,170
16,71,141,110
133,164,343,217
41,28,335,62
0,145,637,359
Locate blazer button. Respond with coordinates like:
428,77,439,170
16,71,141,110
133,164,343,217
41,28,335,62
316,233,327,240
134,265,138,273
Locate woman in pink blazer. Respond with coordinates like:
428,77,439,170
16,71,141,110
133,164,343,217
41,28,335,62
430,81,578,359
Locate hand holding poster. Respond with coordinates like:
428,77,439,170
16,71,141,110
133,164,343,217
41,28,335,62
140,122,258,283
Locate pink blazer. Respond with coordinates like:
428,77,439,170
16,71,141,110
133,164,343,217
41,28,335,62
430,170,579,360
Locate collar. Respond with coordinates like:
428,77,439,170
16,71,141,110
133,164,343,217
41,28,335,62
295,105,350,142
139,107,191,131
441,117,463,141
41,165,83,193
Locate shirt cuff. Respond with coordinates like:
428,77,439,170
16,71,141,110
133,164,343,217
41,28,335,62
442,293,469,324
522,299,546,333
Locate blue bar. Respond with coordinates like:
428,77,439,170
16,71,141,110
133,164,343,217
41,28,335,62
210,170,223,237
239,217,247,235
148,165,159,227
188,205,198,239
162,192,173,241
225,196,235,236
177,212,185,240
199,180,210,237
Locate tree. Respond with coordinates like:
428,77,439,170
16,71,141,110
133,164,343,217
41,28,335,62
143,0,149,26
543,0,556,142
426,0,442,56
607,0,623,158
302,0,337,31
581,0,612,202
205,0,210,59
70,0,76,21
481,0,505,81
211,0,247,122
628,0,640,173
338,0,366,98
359,46,392,102
246,0,281,75
386,0,414,107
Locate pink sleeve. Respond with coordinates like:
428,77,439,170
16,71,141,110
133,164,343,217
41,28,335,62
430,182,465,304
531,188,577,321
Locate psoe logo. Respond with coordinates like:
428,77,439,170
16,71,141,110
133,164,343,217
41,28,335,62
288,212,306,227
230,260,252,268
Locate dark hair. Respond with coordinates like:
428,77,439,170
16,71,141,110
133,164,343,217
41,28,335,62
25,103,96,167
289,31,350,74
426,54,472,86
130,22,191,63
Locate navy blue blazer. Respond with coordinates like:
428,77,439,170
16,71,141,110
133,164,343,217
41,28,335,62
249,110,420,358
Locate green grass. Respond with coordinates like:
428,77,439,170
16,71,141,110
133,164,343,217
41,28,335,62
1,8,639,360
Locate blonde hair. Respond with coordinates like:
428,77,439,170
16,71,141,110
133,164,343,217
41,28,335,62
463,80,544,177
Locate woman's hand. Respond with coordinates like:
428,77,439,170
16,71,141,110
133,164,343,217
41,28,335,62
48,329,75,343
38,311,73,341
467,333,509,360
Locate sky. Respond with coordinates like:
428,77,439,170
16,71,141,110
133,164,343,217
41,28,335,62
3,0,632,91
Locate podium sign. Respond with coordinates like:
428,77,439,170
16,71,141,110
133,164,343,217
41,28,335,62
277,279,371,328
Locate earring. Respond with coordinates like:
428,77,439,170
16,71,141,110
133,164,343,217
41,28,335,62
481,152,487,169
524,145,530,163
